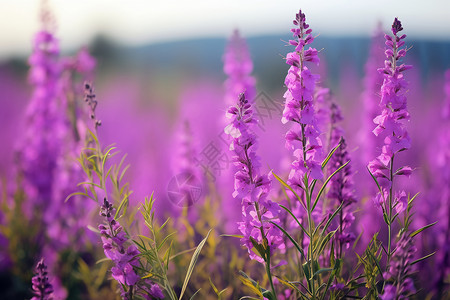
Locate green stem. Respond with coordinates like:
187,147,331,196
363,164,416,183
265,247,278,300
387,155,395,270
150,226,178,300
304,176,316,300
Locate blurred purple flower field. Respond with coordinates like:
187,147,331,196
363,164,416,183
0,3,449,300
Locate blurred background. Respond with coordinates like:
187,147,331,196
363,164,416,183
1,0,450,212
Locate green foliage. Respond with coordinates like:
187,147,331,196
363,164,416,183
356,233,382,300
269,140,361,300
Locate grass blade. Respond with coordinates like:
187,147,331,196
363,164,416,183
179,229,213,300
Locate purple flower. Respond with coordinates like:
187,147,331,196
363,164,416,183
98,198,144,292
368,18,412,210
170,121,204,212
326,102,357,255
381,233,417,299
98,209,166,299
330,283,345,292
147,283,165,299
225,93,284,262
282,10,323,191
223,29,256,105
19,29,61,213
380,284,396,300
31,258,54,300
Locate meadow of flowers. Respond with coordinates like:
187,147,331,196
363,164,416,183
0,4,449,300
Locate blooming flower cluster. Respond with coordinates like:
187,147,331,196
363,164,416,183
171,121,203,209
223,29,256,105
31,258,54,300
99,198,164,299
368,18,412,211
20,28,61,212
380,234,417,299
225,93,284,262
327,102,357,255
282,10,323,188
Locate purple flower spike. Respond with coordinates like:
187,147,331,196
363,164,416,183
369,17,412,209
224,29,256,105
147,283,165,299
391,18,403,35
327,102,357,255
381,234,417,299
98,198,144,292
19,28,61,214
225,93,284,262
282,10,323,191
31,258,54,300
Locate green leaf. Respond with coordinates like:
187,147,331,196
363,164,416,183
87,225,100,233
279,204,309,237
189,289,201,300
119,164,131,183
179,229,213,300
115,194,129,219
141,273,154,279
272,172,306,210
87,129,99,147
410,251,436,265
77,181,103,189
209,277,220,296
407,192,420,206
220,234,244,239
316,230,336,256
312,160,350,211
313,268,332,279
367,167,384,195
262,289,276,300
366,248,383,280
270,221,306,260
65,191,89,203
320,202,344,236
157,231,177,251
302,261,312,289
169,247,196,261
163,241,173,270
321,142,342,169
95,257,110,264
383,212,390,225
319,259,342,300
157,217,172,235
137,234,154,243
102,146,117,168
410,221,437,238
238,273,264,299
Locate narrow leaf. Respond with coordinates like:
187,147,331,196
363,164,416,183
272,172,306,209
270,221,306,260
313,160,350,211
279,204,310,237
410,221,437,238
321,142,342,169
189,289,201,300
410,251,436,265
313,268,332,279
179,229,213,300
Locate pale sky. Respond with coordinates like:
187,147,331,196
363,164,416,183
1,0,449,59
